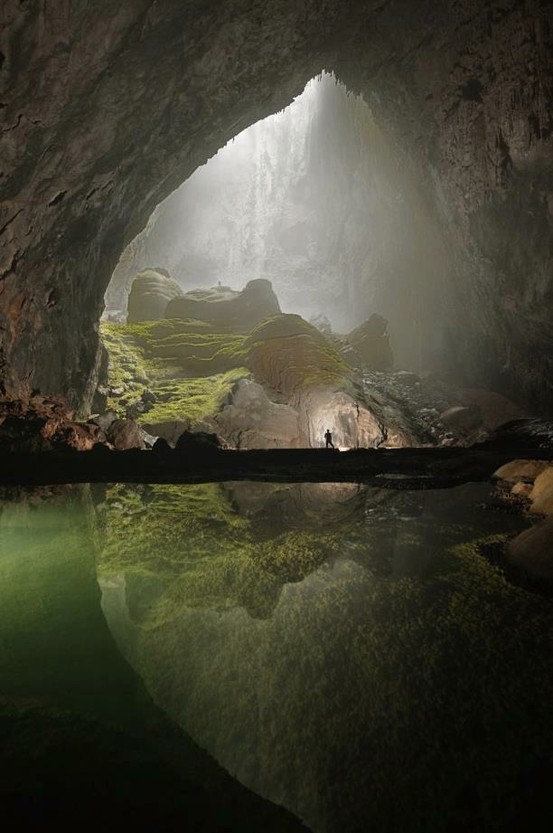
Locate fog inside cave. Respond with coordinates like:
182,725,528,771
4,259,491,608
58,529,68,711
107,72,448,362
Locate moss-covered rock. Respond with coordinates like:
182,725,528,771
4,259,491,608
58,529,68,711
245,313,352,397
165,279,280,331
100,321,250,430
126,268,183,323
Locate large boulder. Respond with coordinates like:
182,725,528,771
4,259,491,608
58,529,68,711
344,314,393,371
106,419,145,450
493,459,550,484
165,279,280,331
245,314,351,399
460,389,526,430
506,517,553,587
529,467,553,516
214,379,302,449
127,268,183,323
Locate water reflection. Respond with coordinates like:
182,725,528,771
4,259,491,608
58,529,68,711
97,480,553,833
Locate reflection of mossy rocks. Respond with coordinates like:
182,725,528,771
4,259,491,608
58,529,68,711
345,313,394,371
127,268,183,323
245,313,352,397
98,483,344,621
166,279,280,331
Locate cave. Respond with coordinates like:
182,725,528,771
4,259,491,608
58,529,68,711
2,1,553,415
2,3,553,832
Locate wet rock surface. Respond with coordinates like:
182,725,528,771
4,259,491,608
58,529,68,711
494,451,553,591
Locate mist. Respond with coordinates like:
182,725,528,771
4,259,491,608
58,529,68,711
108,72,452,369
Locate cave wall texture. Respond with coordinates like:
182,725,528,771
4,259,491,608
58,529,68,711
1,0,552,412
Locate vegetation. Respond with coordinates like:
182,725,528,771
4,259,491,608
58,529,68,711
97,483,342,620
100,312,353,427
97,482,553,833
100,322,250,426
246,313,352,394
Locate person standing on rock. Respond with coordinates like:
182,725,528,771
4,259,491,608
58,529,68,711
324,429,335,449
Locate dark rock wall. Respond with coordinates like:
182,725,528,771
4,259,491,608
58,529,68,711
1,1,552,411
337,0,553,410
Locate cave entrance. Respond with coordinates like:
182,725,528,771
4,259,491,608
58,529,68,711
98,73,484,450
104,71,448,347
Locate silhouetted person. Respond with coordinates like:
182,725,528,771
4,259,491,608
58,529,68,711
324,429,334,449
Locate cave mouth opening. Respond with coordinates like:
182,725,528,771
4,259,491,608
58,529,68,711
105,71,381,334
97,73,522,451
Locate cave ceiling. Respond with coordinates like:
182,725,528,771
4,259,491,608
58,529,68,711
1,0,552,412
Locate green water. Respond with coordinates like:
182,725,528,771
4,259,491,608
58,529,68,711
2,481,553,832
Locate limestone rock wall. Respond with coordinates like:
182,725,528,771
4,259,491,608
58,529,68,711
1,1,552,412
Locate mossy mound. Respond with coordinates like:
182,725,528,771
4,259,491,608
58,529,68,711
101,310,353,430
246,313,353,397
126,268,183,324
165,279,280,331
100,322,249,426
141,370,246,425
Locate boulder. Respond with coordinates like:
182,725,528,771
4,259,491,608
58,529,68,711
460,388,526,430
345,314,394,371
143,419,190,446
165,279,280,331
89,410,118,433
175,430,222,451
493,459,549,484
506,517,553,586
439,405,481,433
529,467,553,516
152,437,172,454
214,378,302,449
245,314,351,399
511,481,533,498
127,268,183,323
106,419,145,450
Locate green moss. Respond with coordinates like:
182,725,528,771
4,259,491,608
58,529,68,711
247,319,352,393
142,368,249,425
97,483,342,621
100,322,250,424
100,311,352,426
